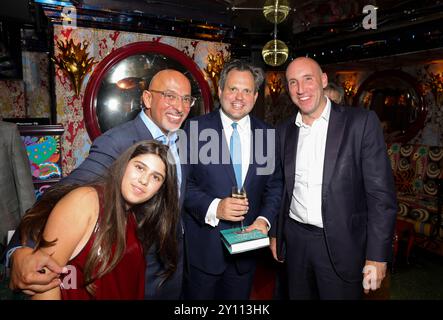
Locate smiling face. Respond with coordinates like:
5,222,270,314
143,69,191,133
286,57,328,125
121,153,166,206
218,69,258,121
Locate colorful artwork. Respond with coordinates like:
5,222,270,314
22,135,62,181
35,184,53,200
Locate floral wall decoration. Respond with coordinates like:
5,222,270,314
0,80,25,118
52,39,97,96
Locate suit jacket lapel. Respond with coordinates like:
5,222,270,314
134,114,154,141
243,118,257,188
322,104,347,199
284,122,299,201
176,134,187,207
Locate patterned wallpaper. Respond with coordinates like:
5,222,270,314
0,52,50,119
53,25,230,176
0,80,25,118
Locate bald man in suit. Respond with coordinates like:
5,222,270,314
271,57,397,299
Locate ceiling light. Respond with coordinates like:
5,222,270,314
263,0,290,24
262,39,288,67
261,1,291,67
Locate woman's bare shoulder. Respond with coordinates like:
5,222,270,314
58,186,98,206
51,186,100,221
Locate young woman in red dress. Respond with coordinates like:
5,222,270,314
18,141,179,299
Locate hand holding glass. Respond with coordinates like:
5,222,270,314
231,186,247,233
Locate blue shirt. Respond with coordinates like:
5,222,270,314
139,111,182,194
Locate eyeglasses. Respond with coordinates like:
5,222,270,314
149,89,197,107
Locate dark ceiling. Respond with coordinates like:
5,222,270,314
1,0,442,73
56,0,443,64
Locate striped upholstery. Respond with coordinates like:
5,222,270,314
387,143,443,240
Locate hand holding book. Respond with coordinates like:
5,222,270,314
243,218,269,236
220,217,270,254
220,227,270,254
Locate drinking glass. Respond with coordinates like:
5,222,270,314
231,186,247,233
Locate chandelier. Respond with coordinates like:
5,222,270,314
261,0,290,67
263,0,291,23
229,0,291,67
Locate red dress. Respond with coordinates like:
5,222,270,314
60,190,145,300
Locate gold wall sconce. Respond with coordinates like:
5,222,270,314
52,39,97,96
204,51,229,97
267,72,284,105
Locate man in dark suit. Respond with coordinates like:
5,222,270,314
183,59,282,299
0,120,36,252
270,57,397,299
7,69,193,299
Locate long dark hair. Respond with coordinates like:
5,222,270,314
19,140,179,293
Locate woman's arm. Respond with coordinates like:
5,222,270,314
32,187,99,300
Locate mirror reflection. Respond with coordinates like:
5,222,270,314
96,54,205,133
355,71,425,143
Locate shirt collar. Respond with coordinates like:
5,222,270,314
295,97,331,128
219,108,250,131
139,111,177,144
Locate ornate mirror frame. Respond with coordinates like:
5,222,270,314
353,70,427,143
83,41,213,140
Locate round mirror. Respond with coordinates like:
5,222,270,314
83,41,213,140
353,70,427,143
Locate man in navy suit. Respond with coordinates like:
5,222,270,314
7,69,193,299
270,57,397,299
183,59,282,299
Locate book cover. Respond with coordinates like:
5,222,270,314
220,227,270,254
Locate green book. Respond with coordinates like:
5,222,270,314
220,226,270,254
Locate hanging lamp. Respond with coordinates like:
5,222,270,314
261,0,290,67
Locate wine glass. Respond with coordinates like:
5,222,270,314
231,186,247,234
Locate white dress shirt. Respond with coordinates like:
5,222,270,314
289,97,331,228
